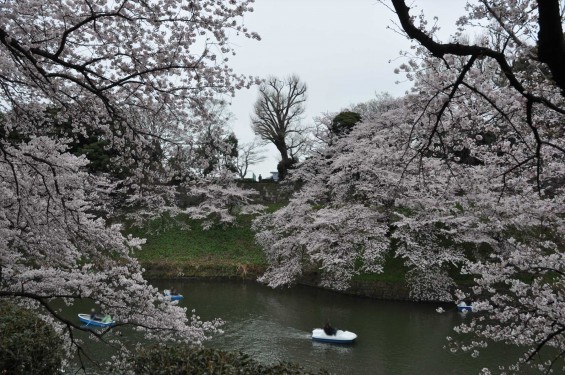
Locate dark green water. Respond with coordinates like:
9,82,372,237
68,279,538,374
152,279,532,375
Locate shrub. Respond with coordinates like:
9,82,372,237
330,111,361,136
0,302,63,374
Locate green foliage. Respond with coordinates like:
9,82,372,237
0,303,63,375
111,345,330,375
73,137,116,173
277,157,297,180
331,111,361,136
352,254,408,283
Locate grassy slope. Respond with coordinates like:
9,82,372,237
128,213,267,279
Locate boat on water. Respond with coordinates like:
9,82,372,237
78,313,116,327
311,328,357,344
457,302,473,312
164,289,184,301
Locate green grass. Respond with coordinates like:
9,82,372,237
131,217,264,264
126,212,267,278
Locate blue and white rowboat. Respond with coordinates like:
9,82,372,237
78,313,116,327
164,289,184,301
311,328,357,344
457,302,473,312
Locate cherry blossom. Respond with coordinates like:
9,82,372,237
256,1,565,372
1,0,258,369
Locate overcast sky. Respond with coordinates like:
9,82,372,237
226,0,465,178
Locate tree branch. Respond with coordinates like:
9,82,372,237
537,0,565,94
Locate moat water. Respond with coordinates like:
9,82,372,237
69,279,539,374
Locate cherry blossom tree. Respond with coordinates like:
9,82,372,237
255,1,565,372
0,0,259,370
254,96,407,291
387,1,565,372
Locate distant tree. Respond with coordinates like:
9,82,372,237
330,111,361,136
197,105,239,177
235,139,267,179
310,93,399,152
196,130,239,177
166,105,241,182
350,92,398,121
251,75,311,180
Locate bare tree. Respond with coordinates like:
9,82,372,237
251,75,310,180
235,139,267,179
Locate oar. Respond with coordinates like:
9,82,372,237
81,316,92,328
85,320,91,327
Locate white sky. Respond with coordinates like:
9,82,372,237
226,0,465,178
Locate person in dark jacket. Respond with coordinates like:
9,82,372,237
323,322,337,336
90,308,101,321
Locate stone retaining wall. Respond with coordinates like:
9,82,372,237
297,272,412,301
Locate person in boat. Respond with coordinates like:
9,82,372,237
90,308,102,321
323,322,337,336
170,287,179,296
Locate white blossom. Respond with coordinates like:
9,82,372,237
0,0,258,368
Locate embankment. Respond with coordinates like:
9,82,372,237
133,180,440,302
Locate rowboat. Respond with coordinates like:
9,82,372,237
164,289,184,301
78,313,116,327
311,328,357,344
457,302,473,312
